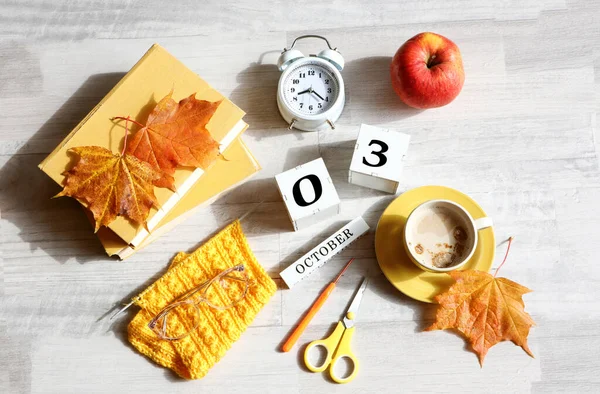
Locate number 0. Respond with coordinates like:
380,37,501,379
292,174,323,207
362,139,389,167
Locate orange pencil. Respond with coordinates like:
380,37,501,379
281,258,355,352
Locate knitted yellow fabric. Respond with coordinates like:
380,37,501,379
127,220,277,379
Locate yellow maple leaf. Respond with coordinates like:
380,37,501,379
55,146,164,232
425,269,535,365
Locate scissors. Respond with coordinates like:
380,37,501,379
303,277,368,384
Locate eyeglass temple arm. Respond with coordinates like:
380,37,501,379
109,281,207,322
174,280,210,301
222,274,247,283
108,279,208,322
109,266,246,322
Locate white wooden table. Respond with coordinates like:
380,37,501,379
2,1,599,393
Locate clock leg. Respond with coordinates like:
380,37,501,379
326,119,336,130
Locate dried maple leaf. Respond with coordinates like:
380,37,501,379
55,146,164,232
425,269,535,365
122,92,222,190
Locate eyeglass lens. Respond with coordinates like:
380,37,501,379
154,267,249,339
203,269,249,309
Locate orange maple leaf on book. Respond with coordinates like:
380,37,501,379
57,91,222,231
425,269,535,365
55,146,164,232
117,91,222,190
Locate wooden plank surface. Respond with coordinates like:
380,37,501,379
1,1,599,393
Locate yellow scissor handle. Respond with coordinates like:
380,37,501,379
329,326,358,384
304,321,345,373
304,321,359,383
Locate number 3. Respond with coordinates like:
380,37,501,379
362,139,389,167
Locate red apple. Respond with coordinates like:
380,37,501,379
390,32,465,109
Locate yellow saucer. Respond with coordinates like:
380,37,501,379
375,186,495,303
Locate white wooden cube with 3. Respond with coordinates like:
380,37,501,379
348,124,411,194
275,158,341,231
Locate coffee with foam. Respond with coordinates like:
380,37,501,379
406,203,475,269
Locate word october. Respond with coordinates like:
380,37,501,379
280,217,370,288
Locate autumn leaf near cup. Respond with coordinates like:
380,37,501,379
425,237,535,365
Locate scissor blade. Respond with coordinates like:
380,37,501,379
343,277,369,328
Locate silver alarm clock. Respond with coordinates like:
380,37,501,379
276,35,345,132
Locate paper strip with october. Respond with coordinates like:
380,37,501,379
280,217,370,288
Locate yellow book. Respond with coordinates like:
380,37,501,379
96,136,260,259
39,44,246,247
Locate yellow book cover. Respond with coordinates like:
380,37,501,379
39,44,246,246
96,137,260,259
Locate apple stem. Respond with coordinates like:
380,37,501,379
427,55,436,67
427,54,442,69
494,236,514,277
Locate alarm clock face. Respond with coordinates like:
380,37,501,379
282,60,340,116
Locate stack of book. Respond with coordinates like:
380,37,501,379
39,44,260,259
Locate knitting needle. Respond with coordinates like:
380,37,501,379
109,299,136,321
281,258,355,352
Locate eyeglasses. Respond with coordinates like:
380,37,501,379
148,264,250,341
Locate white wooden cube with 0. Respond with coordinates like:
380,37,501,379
348,124,411,194
275,158,341,231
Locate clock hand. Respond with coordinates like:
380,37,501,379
312,90,325,101
300,86,315,96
